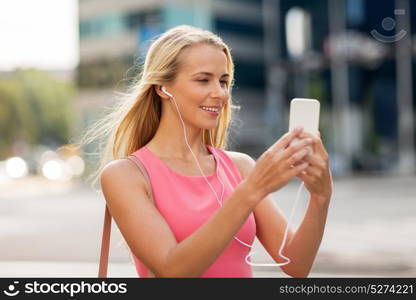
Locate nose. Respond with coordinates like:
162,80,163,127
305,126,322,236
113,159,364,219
210,81,229,102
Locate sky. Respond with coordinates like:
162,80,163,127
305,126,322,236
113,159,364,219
0,0,79,71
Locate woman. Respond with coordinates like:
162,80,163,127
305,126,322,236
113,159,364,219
84,25,332,278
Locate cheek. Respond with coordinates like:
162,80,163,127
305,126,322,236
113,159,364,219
223,90,230,101
185,88,206,105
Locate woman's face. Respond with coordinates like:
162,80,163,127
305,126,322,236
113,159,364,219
162,43,230,130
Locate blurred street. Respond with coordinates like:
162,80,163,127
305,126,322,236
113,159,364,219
1,174,415,278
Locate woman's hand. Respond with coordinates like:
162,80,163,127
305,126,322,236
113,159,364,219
243,127,314,204
295,131,333,206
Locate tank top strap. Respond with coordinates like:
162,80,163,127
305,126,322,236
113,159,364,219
208,146,243,185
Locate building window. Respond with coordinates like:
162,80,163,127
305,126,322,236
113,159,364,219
79,13,126,38
214,18,263,39
126,9,161,30
234,61,265,88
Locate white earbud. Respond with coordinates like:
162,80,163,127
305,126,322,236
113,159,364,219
161,86,173,98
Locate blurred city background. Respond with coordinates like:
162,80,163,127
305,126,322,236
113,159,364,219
0,0,415,277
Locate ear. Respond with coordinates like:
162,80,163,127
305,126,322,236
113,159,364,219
154,85,170,100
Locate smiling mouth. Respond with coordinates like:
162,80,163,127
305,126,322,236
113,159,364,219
200,106,220,112
200,107,220,117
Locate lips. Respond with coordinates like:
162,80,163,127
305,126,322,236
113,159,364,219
200,106,220,116
200,106,221,112
200,107,219,111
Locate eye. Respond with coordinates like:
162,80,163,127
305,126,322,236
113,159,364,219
197,79,228,86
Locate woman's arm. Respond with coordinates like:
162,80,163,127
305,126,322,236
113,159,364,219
244,185,329,278
283,131,332,277
101,159,259,277
227,136,332,278
280,194,330,277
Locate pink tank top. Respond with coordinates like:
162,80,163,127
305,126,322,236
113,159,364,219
130,145,256,278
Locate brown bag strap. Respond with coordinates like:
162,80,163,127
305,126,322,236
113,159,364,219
98,205,112,278
98,155,153,277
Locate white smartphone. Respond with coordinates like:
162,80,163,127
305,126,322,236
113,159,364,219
288,98,320,152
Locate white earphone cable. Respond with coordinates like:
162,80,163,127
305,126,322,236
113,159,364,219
167,90,305,267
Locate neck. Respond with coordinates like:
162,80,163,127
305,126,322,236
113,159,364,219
146,118,211,161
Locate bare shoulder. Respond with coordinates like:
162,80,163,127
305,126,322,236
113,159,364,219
100,158,140,181
99,158,177,277
100,158,151,199
224,150,256,179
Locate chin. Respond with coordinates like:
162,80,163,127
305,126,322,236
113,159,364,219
194,121,218,131
200,125,218,131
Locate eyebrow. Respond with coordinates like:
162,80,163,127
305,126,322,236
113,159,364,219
192,72,230,78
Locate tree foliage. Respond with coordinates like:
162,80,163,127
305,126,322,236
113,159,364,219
0,69,76,158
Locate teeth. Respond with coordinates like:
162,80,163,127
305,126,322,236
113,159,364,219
200,106,219,112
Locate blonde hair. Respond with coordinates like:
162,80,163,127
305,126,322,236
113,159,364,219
77,25,241,190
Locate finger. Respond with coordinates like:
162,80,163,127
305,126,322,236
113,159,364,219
296,171,313,184
299,131,327,157
288,161,309,177
269,127,304,153
302,153,326,169
298,131,318,139
281,137,314,160
302,164,321,177
285,147,311,168
313,136,328,158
